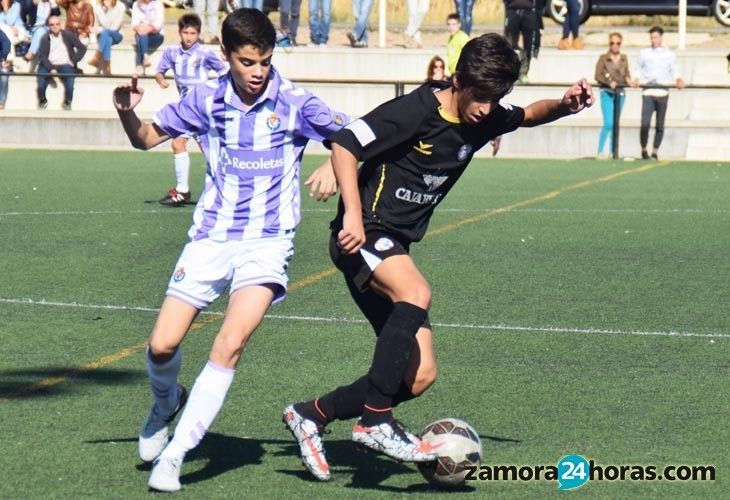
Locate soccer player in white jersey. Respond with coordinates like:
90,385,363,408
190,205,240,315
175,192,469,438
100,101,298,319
112,8,348,492
155,13,228,207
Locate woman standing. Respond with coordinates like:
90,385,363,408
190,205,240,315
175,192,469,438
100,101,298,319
594,32,631,158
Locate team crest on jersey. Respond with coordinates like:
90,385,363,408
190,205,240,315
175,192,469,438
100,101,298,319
457,144,473,161
334,114,345,126
266,113,281,131
173,267,186,282
374,237,394,252
422,174,448,192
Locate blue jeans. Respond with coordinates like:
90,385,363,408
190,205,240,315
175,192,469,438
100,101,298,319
453,0,474,35
135,32,164,66
279,0,302,39
29,27,49,56
37,64,76,104
309,0,331,44
352,0,374,44
241,0,263,10
562,0,580,38
0,70,9,106
598,89,625,154
98,29,123,62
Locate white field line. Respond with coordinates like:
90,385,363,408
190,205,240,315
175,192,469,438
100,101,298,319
0,208,727,217
1,297,727,339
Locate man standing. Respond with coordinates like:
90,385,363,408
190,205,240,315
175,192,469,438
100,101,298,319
503,0,539,83
36,15,86,110
632,26,684,160
446,13,469,76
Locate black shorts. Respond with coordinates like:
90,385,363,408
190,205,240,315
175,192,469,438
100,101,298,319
329,230,429,335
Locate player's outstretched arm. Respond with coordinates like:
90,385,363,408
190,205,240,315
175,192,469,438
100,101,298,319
113,77,169,150
304,158,338,202
522,78,594,127
331,143,365,254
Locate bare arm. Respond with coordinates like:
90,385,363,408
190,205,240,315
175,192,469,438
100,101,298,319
522,78,593,128
112,78,169,150
331,143,365,253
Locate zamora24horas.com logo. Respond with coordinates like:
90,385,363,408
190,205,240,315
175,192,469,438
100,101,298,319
463,454,715,490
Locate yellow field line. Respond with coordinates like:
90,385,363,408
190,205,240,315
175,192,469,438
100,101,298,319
1,161,668,401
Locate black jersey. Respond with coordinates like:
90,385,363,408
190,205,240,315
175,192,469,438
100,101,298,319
329,83,525,243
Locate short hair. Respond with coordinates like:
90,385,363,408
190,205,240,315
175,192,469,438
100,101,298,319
447,13,461,23
649,25,664,36
178,13,202,33
609,32,622,41
221,8,276,54
454,33,520,101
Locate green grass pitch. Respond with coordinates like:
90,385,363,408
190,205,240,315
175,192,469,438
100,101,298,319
0,150,727,499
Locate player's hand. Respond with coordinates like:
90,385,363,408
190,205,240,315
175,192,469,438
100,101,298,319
113,76,144,111
304,159,338,201
491,135,502,157
562,78,593,114
338,211,365,254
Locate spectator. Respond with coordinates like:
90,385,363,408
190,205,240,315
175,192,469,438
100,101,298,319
279,0,301,46
594,32,630,159
558,0,581,49
346,0,373,48
241,0,262,10
453,0,473,35
307,0,330,47
131,0,163,75
193,0,219,44
445,12,468,76
23,0,57,68
36,15,86,110
1,0,30,58
503,0,540,83
57,0,94,44
426,55,447,81
632,25,684,161
404,0,428,48
89,0,124,75
0,29,10,110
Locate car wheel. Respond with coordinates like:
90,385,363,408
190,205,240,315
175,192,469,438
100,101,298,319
713,0,730,27
547,0,590,25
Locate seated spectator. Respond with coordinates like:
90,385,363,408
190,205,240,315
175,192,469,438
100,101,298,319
89,0,124,75
0,29,11,110
36,14,86,110
1,0,30,58
426,55,447,82
57,0,94,44
131,0,163,75
24,0,58,68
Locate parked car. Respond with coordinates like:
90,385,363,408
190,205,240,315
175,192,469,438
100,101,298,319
545,0,730,27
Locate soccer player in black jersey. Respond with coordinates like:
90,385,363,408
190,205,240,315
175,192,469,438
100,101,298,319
283,33,594,481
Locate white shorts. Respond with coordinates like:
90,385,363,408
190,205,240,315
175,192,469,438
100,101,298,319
166,234,295,310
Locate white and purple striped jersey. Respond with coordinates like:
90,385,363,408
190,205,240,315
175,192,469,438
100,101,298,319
156,42,228,98
153,68,349,242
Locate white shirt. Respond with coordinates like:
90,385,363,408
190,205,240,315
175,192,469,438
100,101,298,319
635,45,681,98
48,33,71,66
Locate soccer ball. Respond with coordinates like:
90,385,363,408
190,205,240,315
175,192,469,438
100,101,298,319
416,418,482,487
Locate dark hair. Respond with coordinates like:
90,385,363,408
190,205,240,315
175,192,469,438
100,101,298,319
221,8,276,54
454,33,520,101
178,13,202,33
447,13,461,22
649,25,664,36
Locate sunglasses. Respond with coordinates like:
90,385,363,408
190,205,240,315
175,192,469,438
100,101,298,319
610,41,622,46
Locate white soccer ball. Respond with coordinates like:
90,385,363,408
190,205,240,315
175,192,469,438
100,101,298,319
416,418,482,487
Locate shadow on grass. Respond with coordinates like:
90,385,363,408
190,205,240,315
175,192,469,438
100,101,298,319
0,367,143,399
275,439,479,493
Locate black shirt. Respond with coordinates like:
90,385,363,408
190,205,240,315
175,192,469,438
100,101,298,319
329,83,524,244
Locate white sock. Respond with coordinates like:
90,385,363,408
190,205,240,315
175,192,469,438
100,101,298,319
174,152,190,193
147,348,182,416
161,360,235,460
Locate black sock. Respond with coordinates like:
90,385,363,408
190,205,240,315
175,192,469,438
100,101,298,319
294,376,370,427
361,302,427,426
